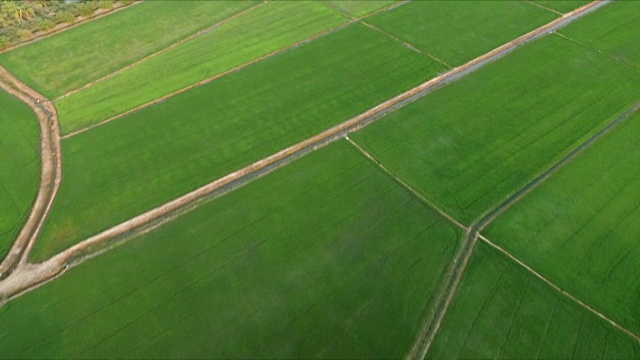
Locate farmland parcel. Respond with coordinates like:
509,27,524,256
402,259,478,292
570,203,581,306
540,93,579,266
428,242,639,358
365,1,557,66
486,109,640,334
351,34,640,225
55,1,349,134
31,24,447,261
0,89,40,259
0,141,461,358
0,1,259,98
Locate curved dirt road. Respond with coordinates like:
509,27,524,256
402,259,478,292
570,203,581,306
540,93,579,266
0,65,63,280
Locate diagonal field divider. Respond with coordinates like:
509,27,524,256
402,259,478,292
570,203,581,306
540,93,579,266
0,0,608,307
478,234,640,342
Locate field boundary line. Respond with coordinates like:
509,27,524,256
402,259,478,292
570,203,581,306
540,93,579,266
346,137,466,229
478,234,640,343
0,1,142,56
63,0,410,139
554,32,639,70
475,99,640,231
55,1,268,101
0,65,62,279
525,1,564,15
359,21,452,68
0,0,606,304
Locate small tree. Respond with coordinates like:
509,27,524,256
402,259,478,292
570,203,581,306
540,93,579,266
0,35,9,49
36,18,54,32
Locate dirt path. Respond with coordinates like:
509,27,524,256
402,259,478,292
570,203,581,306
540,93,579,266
55,1,268,101
0,1,141,56
0,0,608,306
0,65,62,279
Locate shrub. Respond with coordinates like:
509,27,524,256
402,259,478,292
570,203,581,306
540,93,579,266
0,35,9,49
98,1,114,10
77,2,95,17
36,18,55,32
54,10,75,24
16,29,32,40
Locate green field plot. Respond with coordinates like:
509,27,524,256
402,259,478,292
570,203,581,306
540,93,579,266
0,141,461,358
428,242,639,359
55,1,348,134
486,109,640,334
533,0,591,14
351,34,640,225
0,1,258,98
560,1,640,67
365,1,556,66
31,24,446,261
0,89,40,260
325,0,397,18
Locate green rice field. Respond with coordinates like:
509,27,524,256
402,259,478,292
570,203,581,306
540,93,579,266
486,109,640,334
351,34,640,225
559,0,640,67
55,1,349,134
31,24,446,261
365,1,557,66
428,242,639,358
533,0,592,13
0,141,461,358
0,1,258,98
1,1,640,358
0,89,40,260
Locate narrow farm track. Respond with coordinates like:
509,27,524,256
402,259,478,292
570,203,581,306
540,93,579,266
62,0,410,139
55,1,268,101
0,0,608,306
525,1,564,16
0,65,62,279
478,234,640,343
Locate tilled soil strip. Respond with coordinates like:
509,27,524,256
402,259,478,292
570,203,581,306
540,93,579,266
0,0,606,305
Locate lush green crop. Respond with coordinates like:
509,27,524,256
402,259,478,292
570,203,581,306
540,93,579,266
486,109,640,334
31,24,446,261
326,0,397,18
533,0,592,14
428,242,639,358
0,89,40,260
351,34,640,225
0,141,461,358
560,1,640,67
0,1,258,98
55,1,348,134
365,1,557,66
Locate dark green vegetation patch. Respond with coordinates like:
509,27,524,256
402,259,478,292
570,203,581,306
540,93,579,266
428,242,639,358
486,109,640,334
0,89,40,260
351,34,640,225
0,141,461,358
